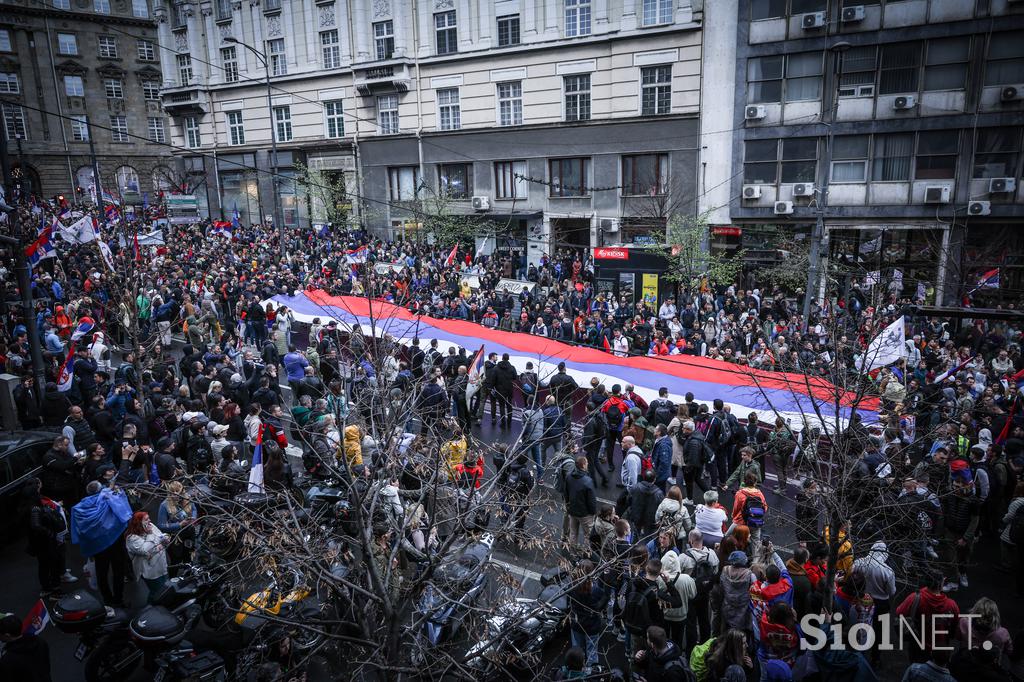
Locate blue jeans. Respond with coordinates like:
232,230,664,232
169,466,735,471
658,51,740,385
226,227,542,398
570,626,599,667
526,441,544,478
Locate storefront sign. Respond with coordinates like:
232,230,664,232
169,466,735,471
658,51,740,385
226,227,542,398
642,273,659,306
633,235,658,245
594,247,629,260
712,226,743,237
494,278,536,294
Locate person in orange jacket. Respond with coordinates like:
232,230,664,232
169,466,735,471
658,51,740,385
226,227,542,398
454,452,485,490
53,306,73,340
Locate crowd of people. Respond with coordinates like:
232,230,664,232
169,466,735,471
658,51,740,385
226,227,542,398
1,205,1024,682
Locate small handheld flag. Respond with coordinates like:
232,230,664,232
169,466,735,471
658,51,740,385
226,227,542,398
21,599,50,636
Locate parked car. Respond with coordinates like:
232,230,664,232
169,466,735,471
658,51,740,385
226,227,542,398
0,430,61,543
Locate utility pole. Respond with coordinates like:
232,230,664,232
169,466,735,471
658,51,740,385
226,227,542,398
86,115,105,206
802,41,850,331
0,125,46,405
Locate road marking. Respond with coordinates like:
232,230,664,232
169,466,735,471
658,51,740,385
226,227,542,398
491,558,542,582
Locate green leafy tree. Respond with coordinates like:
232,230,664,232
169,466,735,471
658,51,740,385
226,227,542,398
664,212,742,291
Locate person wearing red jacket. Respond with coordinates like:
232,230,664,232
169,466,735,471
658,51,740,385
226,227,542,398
895,572,961,664
454,453,485,490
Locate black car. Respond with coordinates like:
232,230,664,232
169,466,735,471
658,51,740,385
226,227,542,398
0,430,61,543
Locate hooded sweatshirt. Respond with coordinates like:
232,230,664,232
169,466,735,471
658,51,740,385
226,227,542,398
659,551,697,623
895,587,961,651
852,542,897,601
719,564,755,631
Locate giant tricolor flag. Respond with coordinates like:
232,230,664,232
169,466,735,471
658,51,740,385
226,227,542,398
264,291,878,426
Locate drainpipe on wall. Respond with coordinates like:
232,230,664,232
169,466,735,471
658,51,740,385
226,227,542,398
346,3,363,233
43,17,76,194
411,0,425,244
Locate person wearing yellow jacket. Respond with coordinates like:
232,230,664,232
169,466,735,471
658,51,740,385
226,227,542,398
343,425,363,467
441,430,467,480
824,521,854,577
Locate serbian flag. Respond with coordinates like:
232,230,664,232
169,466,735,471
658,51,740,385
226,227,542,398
444,244,458,267
104,203,120,224
21,599,50,636
24,226,56,266
56,345,76,392
465,344,485,410
211,221,233,237
345,246,368,264
247,424,265,493
932,355,974,384
977,268,1000,289
71,316,96,342
101,189,120,206
602,335,612,352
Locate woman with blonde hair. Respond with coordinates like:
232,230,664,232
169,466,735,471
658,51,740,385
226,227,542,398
157,481,198,568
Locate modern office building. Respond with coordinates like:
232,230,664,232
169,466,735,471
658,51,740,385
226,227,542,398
156,0,704,265
0,0,173,202
699,0,1024,306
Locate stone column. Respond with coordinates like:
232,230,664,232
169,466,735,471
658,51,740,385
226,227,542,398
416,0,432,58
303,0,317,71
390,0,408,59
153,6,176,87
456,0,471,50
200,1,219,83
476,0,492,49
184,2,206,82
523,0,536,37
353,0,370,61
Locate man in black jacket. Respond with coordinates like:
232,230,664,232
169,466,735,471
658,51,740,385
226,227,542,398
563,456,597,547
627,470,666,539
13,375,42,429
549,361,579,418
493,353,518,429
581,409,609,487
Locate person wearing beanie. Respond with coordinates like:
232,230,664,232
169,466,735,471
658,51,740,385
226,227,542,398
718,550,754,635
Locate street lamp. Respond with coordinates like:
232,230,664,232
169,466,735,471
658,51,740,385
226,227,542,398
802,40,851,331
223,36,285,258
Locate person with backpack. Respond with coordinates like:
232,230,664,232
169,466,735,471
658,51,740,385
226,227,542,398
730,472,767,562
548,361,580,419
541,395,568,461
581,408,609,487
646,387,677,429
601,384,632,471
767,416,795,494
658,551,697,654
628,470,666,540
709,399,735,488
621,558,680,661
634,624,697,682
567,559,608,670
519,361,539,407
651,424,674,493
620,435,646,495
1000,481,1024,596
678,421,711,504
520,400,547,478
895,572,961,664
499,451,536,541
680,529,720,653
564,456,598,548
655,485,693,550
714,550,755,638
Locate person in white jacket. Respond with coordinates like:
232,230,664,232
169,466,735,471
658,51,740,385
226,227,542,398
125,511,170,604
852,540,896,664
89,332,111,373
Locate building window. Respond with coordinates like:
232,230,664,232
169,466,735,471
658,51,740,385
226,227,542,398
871,133,913,181
984,32,1024,86
64,75,84,96
973,127,1021,178
2,104,26,140
0,30,11,53
924,37,970,91
388,166,419,200
830,135,869,183
172,4,187,26
321,30,340,69
94,0,110,14
435,11,457,55
273,105,292,142
132,0,148,18
437,88,460,131
109,114,129,142
227,110,245,145
497,81,522,126
142,80,161,100
0,72,19,94
438,163,472,199
98,35,118,59
781,138,817,183
137,39,156,61
221,47,238,83
53,0,71,8
879,43,921,95
58,33,78,56
268,38,286,76
324,100,344,138
104,78,124,99
184,116,201,148
377,94,399,134
497,14,520,47
494,160,528,199
642,0,673,26
838,46,876,98
115,166,140,194
564,74,591,122
743,139,778,183
265,0,281,10
622,154,669,195
745,139,817,184
216,0,232,20
147,117,165,143
748,52,821,103
915,130,958,180
71,115,89,142
641,65,672,115
565,0,591,37
278,170,298,226
751,0,785,20
177,54,192,85
549,157,590,197
374,21,394,60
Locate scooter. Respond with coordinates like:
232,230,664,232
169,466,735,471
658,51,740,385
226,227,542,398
233,566,325,653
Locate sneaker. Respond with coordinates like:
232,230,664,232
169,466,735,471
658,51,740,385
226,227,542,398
926,547,939,560
941,581,959,593
61,571,78,584
959,575,969,588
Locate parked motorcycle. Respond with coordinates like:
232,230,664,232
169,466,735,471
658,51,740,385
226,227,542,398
51,590,140,682
233,565,326,653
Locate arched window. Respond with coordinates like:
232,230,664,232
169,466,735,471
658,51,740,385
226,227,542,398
11,163,42,197
76,166,97,203
114,165,140,195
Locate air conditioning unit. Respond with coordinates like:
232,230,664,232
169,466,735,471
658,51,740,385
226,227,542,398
893,95,917,110
968,201,991,216
923,185,951,204
471,196,490,211
802,11,826,29
742,185,762,200
774,200,794,215
989,177,1017,194
745,105,766,120
841,5,865,22
1000,86,1022,102
793,182,815,197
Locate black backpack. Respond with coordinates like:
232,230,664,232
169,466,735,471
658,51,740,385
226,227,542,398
605,402,624,430
653,399,675,427
620,580,654,634
686,549,716,598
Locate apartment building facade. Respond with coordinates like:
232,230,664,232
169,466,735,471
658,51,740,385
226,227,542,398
156,0,703,264
0,0,172,202
699,0,1024,306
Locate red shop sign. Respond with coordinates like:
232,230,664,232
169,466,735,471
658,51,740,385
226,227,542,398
593,247,630,260
712,226,743,237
